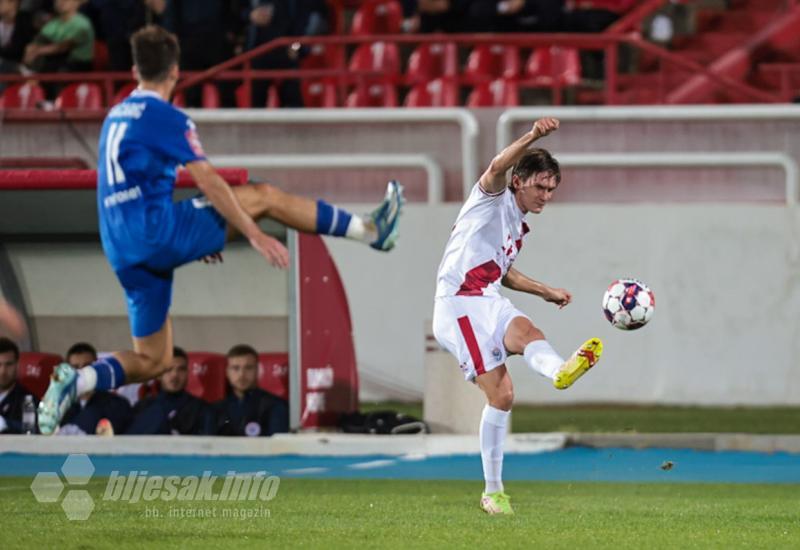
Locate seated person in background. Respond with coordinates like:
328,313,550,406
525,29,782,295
22,0,93,73
126,346,215,435
0,337,38,434
59,342,132,435
0,0,36,78
467,0,564,33
214,344,288,436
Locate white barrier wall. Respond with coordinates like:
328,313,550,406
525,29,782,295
7,243,289,354
327,203,800,406
6,203,799,405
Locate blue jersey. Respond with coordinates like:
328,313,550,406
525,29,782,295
97,89,206,269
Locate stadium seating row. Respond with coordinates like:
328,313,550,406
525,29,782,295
15,351,289,403
0,44,579,109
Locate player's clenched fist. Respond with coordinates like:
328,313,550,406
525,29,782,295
532,118,559,139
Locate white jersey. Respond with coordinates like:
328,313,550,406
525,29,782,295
435,183,530,298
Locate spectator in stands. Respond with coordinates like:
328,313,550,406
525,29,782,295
0,337,38,434
467,0,564,33
126,346,215,435
58,341,133,435
244,0,330,107
162,0,239,107
214,344,288,436
81,0,154,71
0,0,36,79
22,0,93,73
561,0,637,80
402,0,470,34
562,0,634,33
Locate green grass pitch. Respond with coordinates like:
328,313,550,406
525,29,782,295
2,477,799,549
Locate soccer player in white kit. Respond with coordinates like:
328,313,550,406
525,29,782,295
432,118,603,515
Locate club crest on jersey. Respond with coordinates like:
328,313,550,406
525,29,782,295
491,347,502,361
184,120,205,157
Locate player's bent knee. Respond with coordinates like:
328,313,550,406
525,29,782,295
254,183,280,216
491,389,514,411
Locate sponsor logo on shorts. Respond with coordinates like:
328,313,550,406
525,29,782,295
492,347,502,362
192,196,211,209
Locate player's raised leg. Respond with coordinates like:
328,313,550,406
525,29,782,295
38,318,174,435
229,180,404,251
475,365,514,515
504,316,602,390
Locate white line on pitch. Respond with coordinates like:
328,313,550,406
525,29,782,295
346,460,396,470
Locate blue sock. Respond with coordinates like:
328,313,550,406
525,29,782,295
316,200,352,237
91,357,127,391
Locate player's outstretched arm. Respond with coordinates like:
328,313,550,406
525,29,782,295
479,117,560,195
186,161,289,269
501,267,572,309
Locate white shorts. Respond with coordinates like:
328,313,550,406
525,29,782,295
432,295,530,382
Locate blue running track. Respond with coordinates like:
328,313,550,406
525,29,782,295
1,448,799,483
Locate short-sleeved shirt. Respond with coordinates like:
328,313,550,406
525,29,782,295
97,89,207,270
97,89,226,338
38,13,94,63
435,183,531,298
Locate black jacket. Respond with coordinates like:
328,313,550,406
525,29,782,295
0,383,37,434
0,10,36,64
126,390,215,435
213,388,288,436
60,391,132,435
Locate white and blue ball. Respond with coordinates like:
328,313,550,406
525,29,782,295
602,278,655,330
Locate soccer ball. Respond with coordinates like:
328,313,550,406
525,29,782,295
602,278,655,330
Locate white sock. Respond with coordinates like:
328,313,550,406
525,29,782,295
75,367,97,396
480,404,510,494
523,340,564,380
344,215,376,243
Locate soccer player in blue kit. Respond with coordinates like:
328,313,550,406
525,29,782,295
37,26,403,434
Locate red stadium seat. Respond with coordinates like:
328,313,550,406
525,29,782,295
235,83,280,108
348,42,402,82
345,82,398,107
350,0,403,35
185,352,227,403
302,79,339,107
406,42,458,85
172,91,185,107
17,352,62,400
0,82,46,109
201,83,221,108
300,44,345,71
112,82,136,105
467,79,519,107
524,46,581,105
404,78,459,107
463,44,521,84
258,353,289,400
55,82,104,110
93,40,109,71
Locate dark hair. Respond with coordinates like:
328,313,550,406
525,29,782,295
131,25,180,83
511,148,561,190
0,337,19,362
227,344,259,361
66,342,97,361
173,346,188,361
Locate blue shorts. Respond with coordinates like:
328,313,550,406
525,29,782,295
115,196,226,338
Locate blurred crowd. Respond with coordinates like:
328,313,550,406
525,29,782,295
0,337,290,437
0,0,632,104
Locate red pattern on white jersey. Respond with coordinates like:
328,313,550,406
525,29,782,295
435,183,530,298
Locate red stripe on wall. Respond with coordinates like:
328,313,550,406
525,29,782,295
457,316,485,376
